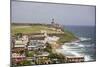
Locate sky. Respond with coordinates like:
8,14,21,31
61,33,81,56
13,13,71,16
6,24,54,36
11,1,96,26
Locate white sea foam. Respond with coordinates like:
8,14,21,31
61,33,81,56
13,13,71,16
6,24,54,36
64,37,93,48
56,37,93,62
64,42,85,48
78,44,85,47
84,55,92,61
79,37,91,41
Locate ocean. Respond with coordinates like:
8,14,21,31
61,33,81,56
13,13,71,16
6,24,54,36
56,25,96,62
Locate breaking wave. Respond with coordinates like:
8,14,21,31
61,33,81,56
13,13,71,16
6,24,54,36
56,37,94,62
79,37,91,41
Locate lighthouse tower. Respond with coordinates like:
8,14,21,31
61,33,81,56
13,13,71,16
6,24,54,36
51,18,55,25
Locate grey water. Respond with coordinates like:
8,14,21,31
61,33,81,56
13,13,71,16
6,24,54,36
59,25,96,62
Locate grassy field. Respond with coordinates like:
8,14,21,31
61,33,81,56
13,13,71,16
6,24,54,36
11,25,64,35
11,24,77,42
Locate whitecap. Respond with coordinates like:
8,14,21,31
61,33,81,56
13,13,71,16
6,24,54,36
79,37,91,41
84,55,92,61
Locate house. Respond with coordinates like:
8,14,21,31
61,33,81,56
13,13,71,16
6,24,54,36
12,53,26,64
13,35,29,48
14,40,27,49
12,48,25,53
35,52,52,64
45,36,60,43
28,36,46,50
65,56,84,63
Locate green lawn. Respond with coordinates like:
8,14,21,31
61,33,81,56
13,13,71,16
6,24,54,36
11,25,63,35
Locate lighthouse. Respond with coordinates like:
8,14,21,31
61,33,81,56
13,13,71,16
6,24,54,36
51,18,55,25
50,18,64,31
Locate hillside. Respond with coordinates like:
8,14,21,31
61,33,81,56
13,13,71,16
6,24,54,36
11,24,77,42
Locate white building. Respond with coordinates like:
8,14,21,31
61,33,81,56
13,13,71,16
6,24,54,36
13,35,29,48
28,36,46,50
45,36,60,43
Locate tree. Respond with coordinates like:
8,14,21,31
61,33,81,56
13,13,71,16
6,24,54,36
48,53,66,63
44,43,52,53
26,51,35,57
15,33,23,39
17,60,31,66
